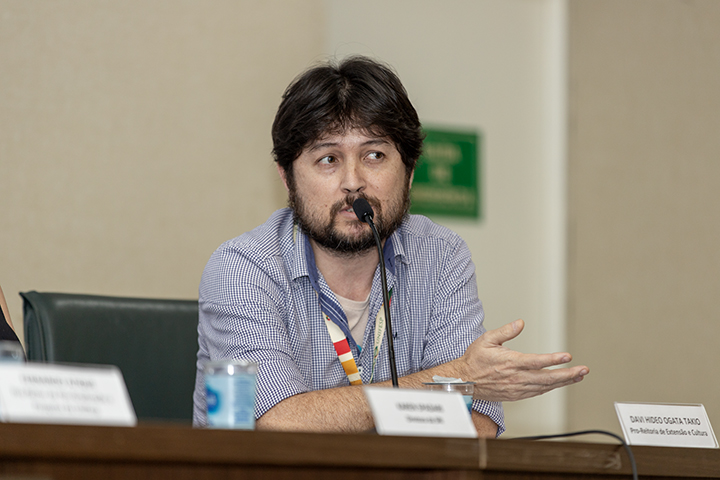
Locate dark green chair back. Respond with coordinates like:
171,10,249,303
21,291,199,424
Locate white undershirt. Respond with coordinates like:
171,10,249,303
335,292,370,348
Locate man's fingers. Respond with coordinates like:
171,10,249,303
516,376,585,399
538,365,589,385
474,365,590,402
517,351,574,370
481,319,525,346
526,365,589,387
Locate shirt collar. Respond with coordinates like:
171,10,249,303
289,223,312,282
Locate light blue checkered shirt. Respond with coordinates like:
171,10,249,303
193,208,505,435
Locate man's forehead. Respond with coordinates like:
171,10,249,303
306,130,393,152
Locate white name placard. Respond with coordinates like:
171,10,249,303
0,363,137,427
615,402,717,448
364,387,477,438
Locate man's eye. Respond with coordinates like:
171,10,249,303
367,152,384,161
318,156,336,164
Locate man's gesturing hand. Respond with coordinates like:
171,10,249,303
455,319,589,402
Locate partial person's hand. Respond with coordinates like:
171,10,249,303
456,319,588,402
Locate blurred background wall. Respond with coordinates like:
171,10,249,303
1,0,718,439
567,0,720,436
1,0,322,321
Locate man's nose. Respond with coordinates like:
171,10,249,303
341,161,366,194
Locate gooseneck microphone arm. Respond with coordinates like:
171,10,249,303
352,198,399,388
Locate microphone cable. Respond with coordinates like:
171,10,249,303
513,429,638,480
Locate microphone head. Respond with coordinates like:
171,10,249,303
352,197,374,223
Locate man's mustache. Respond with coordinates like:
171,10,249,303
330,195,382,218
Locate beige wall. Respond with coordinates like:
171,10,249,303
567,0,720,435
1,0,324,341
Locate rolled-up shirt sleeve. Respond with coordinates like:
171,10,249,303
193,242,309,426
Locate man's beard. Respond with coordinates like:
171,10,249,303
288,182,411,256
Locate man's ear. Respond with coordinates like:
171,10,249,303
277,164,289,192
408,170,415,189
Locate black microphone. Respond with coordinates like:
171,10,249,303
353,197,399,388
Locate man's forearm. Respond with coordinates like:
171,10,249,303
255,383,373,433
255,360,488,434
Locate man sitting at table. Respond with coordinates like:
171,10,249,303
192,56,588,437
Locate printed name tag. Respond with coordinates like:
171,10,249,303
615,402,717,448
0,363,137,427
364,387,477,438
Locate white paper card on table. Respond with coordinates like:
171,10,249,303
364,387,477,438
0,363,137,427
615,402,717,448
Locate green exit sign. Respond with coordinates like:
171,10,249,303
410,127,481,219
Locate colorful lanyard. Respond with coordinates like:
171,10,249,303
322,288,391,385
295,225,394,385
